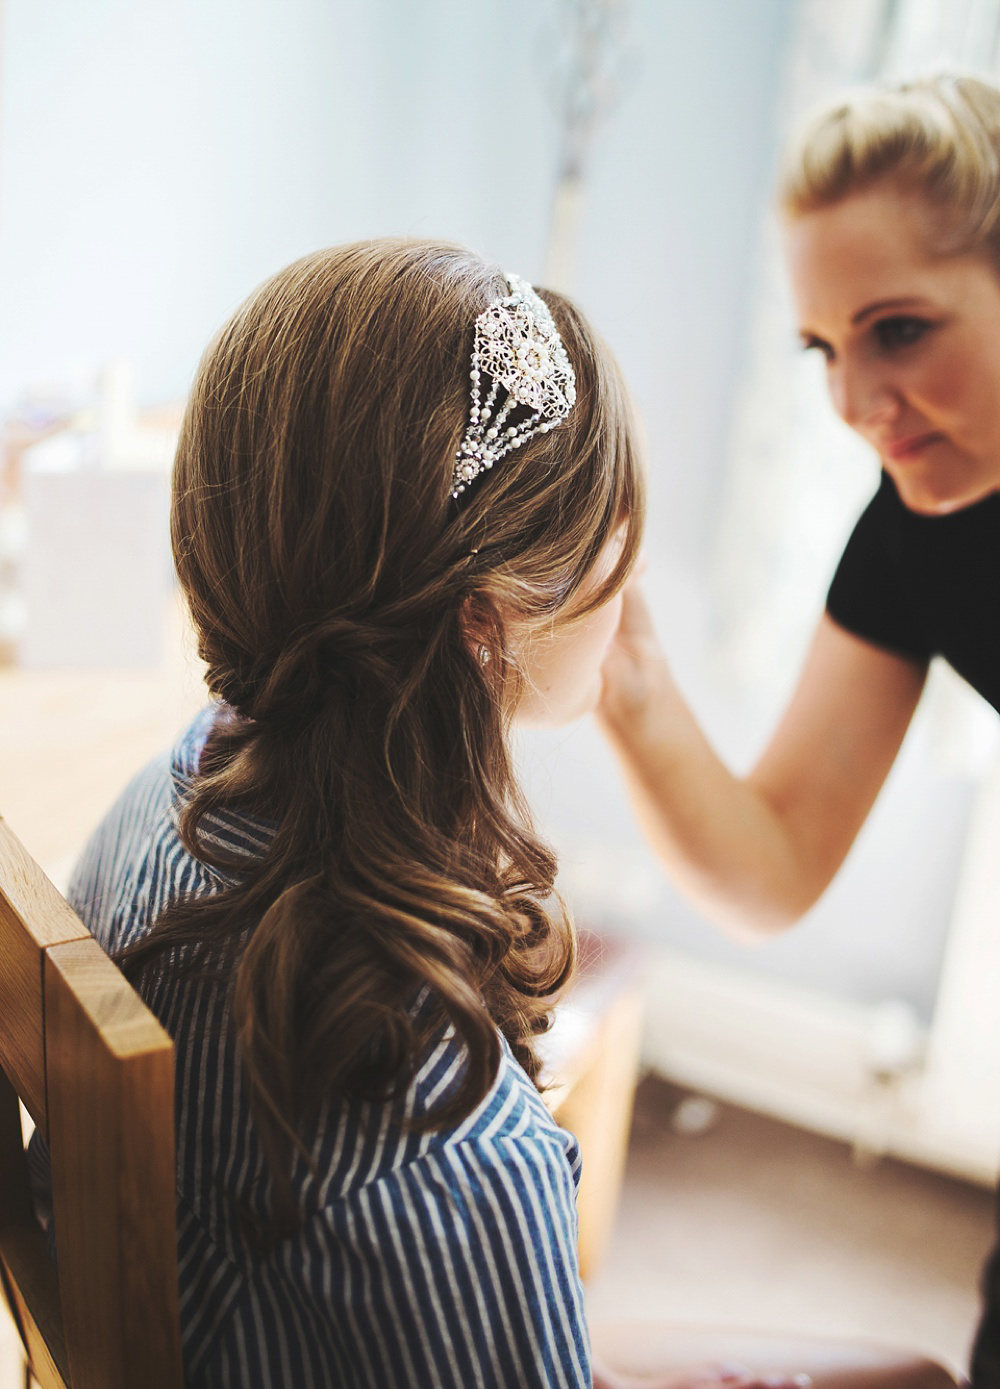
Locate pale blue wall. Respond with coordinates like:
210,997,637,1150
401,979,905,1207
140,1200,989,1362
0,0,381,404
0,0,791,551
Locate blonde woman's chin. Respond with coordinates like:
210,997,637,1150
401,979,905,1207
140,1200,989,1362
885,455,1000,516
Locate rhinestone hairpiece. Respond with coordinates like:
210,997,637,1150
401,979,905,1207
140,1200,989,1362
450,273,577,499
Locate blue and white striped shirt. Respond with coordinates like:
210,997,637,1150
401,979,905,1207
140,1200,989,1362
32,708,590,1388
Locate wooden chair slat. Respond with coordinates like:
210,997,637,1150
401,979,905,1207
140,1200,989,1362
0,1065,68,1388
45,938,183,1389
0,819,89,1133
0,922,67,1389
0,822,88,951
0,1228,69,1389
0,1064,35,1230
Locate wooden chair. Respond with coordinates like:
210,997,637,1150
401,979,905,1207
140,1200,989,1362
0,816,183,1389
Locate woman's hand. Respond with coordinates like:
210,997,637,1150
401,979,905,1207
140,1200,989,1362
598,579,674,731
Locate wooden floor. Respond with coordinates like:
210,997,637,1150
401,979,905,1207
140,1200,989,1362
588,1076,994,1380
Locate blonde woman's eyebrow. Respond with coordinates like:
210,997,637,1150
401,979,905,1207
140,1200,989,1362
851,296,932,326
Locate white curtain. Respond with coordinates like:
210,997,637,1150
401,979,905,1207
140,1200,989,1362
712,0,1000,769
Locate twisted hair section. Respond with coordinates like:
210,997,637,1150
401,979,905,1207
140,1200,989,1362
121,239,643,1217
780,73,1000,265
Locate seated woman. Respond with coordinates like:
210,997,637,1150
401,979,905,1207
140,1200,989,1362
29,239,950,1389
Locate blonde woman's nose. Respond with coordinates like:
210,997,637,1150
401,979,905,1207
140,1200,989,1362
828,358,901,432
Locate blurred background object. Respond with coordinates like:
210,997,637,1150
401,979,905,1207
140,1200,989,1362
0,8,998,1367
542,0,629,293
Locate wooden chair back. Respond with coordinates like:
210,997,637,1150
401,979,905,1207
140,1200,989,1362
0,816,184,1389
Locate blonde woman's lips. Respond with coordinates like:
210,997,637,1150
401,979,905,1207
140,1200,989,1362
884,430,944,460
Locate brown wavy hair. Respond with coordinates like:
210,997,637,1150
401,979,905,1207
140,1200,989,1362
123,238,644,1200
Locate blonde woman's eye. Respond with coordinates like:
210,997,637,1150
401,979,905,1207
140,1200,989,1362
874,316,930,351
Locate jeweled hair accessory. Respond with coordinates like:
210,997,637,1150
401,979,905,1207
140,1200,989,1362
450,273,577,499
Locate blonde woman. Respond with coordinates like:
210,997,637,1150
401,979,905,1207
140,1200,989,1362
599,74,1000,1385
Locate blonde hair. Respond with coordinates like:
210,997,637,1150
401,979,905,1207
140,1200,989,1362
780,73,1000,263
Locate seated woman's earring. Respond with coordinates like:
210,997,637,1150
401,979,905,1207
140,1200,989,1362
478,645,491,666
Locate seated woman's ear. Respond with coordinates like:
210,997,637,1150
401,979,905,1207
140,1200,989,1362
460,589,506,668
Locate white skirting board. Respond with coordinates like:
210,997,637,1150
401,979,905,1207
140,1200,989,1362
641,946,1000,1189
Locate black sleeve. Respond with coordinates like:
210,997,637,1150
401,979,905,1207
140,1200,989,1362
826,472,932,664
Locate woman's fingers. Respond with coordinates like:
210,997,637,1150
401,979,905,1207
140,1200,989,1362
615,578,660,648
598,579,672,720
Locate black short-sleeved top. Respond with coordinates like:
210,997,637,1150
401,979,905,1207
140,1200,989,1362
826,470,1000,713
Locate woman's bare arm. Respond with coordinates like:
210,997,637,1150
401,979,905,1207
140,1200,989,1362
597,585,927,940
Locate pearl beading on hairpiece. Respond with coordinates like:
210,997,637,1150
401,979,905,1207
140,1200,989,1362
450,273,577,499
